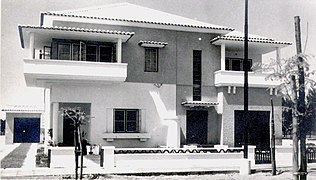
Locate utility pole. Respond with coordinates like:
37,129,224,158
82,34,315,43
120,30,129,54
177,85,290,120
294,16,307,180
243,0,249,159
270,99,276,175
292,75,299,180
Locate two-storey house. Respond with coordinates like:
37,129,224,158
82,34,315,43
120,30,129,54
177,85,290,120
7,3,291,148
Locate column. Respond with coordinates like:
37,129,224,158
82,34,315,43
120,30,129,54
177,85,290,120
116,38,122,63
103,146,115,170
52,102,59,143
44,88,51,145
29,32,35,59
221,44,226,70
220,118,224,145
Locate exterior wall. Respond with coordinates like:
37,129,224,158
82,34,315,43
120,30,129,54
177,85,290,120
53,21,223,146
5,113,42,144
174,31,220,145
220,87,282,147
50,82,177,148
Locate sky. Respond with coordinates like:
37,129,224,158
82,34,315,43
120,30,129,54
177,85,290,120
1,0,316,111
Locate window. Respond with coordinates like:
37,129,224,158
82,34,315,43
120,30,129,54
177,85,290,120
193,50,202,101
86,45,97,62
145,48,158,72
114,109,139,133
225,58,252,71
72,44,80,61
58,43,71,60
100,46,115,62
43,46,51,59
54,39,116,62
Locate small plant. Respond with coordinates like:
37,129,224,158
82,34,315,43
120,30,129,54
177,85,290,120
35,147,49,167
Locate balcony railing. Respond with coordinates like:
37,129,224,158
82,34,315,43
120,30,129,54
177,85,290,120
214,70,280,88
24,59,127,87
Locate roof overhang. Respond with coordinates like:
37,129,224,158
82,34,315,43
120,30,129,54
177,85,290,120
181,101,219,108
211,37,292,54
41,12,234,34
18,25,135,48
1,105,44,113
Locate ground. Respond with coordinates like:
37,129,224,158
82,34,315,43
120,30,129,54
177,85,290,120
0,170,295,180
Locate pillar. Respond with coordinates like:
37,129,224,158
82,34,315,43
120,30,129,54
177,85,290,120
103,146,115,170
221,44,226,70
220,118,224,145
44,88,51,145
52,102,59,144
116,38,122,63
29,32,35,59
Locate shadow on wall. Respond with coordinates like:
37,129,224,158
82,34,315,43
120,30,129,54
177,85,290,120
149,91,179,148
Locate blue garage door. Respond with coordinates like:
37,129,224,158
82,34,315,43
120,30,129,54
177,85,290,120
14,118,40,143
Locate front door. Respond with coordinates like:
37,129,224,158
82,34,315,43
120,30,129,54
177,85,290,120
186,110,208,145
14,118,40,143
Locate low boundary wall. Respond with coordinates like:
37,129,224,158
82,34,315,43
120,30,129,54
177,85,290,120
103,146,251,175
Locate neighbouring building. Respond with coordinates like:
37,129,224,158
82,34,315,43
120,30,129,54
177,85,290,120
4,3,291,148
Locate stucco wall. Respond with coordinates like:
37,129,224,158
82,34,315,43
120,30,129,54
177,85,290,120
50,82,177,148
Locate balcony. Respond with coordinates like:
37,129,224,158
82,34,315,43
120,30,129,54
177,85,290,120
24,59,127,87
214,70,280,88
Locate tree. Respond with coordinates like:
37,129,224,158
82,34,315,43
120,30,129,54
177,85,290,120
254,52,315,179
63,107,87,180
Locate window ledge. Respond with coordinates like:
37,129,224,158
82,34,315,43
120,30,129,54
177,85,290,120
103,133,151,142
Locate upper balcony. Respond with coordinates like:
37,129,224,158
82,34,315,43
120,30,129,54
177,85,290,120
18,25,134,87
24,59,128,87
210,31,291,88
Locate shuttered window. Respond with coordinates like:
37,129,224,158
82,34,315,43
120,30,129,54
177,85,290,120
145,48,158,72
114,109,139,133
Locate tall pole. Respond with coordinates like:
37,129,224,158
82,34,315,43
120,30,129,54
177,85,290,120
294,16,307,180
243,0,249,159
270,99,276,175
292,75,299,180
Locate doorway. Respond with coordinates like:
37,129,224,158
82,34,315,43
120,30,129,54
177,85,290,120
234,110,270,148
186,110,208,145
60,103,91,146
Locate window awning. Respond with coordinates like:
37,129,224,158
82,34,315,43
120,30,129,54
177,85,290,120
138,40,168,48
181,101,219,108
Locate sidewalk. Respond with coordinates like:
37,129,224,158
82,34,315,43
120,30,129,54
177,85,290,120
0,144,103,177
0,136,20,162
